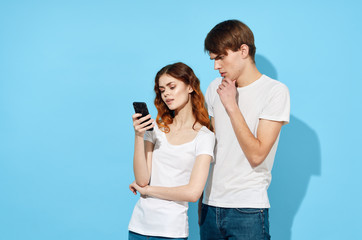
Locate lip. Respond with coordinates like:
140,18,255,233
165,99,174,105
220,72,226,77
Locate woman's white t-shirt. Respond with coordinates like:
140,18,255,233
128,124,215,238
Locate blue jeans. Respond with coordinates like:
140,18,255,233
129,231,188,240
199,204,270,240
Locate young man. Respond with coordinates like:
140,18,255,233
200,20,290,239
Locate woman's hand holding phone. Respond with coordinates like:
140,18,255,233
132,113,154,137
132,102,154,135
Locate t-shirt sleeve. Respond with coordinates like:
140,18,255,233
144,129,155,143
205,80,218,118
260,83,290,124
195,130,215,162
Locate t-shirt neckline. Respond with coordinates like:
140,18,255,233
161,126,206,147
237,74,265,91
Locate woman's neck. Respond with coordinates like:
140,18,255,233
172,100,195,130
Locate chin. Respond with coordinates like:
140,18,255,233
166,104,175,110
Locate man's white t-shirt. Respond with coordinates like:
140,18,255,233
203,75,290,208
129,124,215,238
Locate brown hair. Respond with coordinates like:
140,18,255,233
154,62,211,133
205,19,256,62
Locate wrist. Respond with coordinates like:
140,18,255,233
225,102,239,114
145,185,150,196
135,133,144,139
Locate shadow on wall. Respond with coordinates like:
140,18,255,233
188,55,321,240
269,115,321,240
257,54,322,240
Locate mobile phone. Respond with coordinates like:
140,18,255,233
133,102,154,131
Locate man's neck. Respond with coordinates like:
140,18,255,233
236,63,262,88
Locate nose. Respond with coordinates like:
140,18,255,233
214,60,220,70
163,88,170,96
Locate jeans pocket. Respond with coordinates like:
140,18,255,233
236,208,270,240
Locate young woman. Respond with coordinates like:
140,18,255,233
128,62,215,240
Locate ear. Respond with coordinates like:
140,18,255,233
239,44,249,59
188,85,194,93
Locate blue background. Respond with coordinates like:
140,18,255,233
1,1,361,239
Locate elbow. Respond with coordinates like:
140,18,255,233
248,154,266,168
137,182,149,188
134,172,150,187
188,195,201,203
135,178,149,187
186,189,203,203
189,194,200,203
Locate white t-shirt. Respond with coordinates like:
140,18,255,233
128,124,215,238
203,75,290,208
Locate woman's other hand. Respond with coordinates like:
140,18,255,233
129,181,149,196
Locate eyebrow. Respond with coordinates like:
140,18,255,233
210,54,222,60
158,82,175,88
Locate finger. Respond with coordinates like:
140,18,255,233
132,113,142,120
133,115,151,129
138,119,154,129
134,117,153,130
220,81,227,88
144,122,155,131
223,78,232,84
138,114,152,123
132,184,141,193
129,185,137,195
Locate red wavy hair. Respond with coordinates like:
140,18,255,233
154,62,211,133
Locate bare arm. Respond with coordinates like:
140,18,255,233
211,117,215,132
217,78,283,167
226,110,282,167
132,113,154,186
130,154,212,202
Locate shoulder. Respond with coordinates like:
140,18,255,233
193,123,214,136
195,126,215,151
207,77,223,91
198,126,215,139
259,76,290,116
206,78,223,105
257,75,289,98
262,75,289,91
